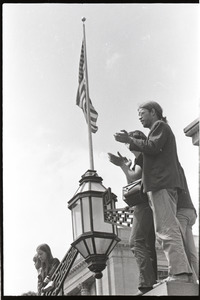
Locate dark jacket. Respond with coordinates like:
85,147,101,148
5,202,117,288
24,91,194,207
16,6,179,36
178,166,197,214
129,120,185,192
135,152,196,214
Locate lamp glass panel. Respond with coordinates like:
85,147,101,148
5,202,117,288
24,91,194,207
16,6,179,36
107,239,118,256
94,237,113,254
80,182,90,192
82,197,91,232
92,197,113,232
85,237,95,255
72,199,82,240
91,182,106,192
113,224,118,235
74,240,89,258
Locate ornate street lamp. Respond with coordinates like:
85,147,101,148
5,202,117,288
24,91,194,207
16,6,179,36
68,169,120,281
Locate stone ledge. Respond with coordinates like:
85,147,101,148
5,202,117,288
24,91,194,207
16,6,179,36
184,118,199,146
144,281,199,296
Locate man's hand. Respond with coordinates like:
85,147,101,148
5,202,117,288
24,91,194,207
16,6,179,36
114,130,130,144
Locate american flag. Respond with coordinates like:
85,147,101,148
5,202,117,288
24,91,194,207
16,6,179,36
76,41,98,133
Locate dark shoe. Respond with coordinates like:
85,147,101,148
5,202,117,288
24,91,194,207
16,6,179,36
134,287,153,296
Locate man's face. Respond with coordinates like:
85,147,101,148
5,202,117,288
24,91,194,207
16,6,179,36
138,108,153,128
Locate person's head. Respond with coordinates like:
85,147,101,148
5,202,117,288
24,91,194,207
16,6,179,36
36,244,54,264
138,101,167,129
33,253,41,270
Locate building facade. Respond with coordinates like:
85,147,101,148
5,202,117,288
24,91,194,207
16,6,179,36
63,226,198,295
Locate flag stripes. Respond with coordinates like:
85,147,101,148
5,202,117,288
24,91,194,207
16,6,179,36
76,41,98,133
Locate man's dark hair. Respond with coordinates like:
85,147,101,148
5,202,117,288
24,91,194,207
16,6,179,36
138,101,168,123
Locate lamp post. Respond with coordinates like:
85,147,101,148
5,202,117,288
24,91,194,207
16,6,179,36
68,169,120,294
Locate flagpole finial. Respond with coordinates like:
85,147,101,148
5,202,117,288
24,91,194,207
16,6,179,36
82,17,86,23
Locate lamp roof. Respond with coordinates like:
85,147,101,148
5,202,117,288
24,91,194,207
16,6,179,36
74,170,107,195
68,170,107,208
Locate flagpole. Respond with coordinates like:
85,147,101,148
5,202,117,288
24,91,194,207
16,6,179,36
82,17,95,170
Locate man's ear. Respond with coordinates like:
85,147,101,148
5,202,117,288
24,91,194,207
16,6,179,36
151,108,156,116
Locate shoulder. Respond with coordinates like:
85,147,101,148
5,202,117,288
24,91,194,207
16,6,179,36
53,258,60,264
153,120,169,128
151,120,171,133
51,258,60,267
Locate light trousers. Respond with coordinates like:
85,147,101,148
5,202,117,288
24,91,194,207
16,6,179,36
147,189,192,276
177,208,199,281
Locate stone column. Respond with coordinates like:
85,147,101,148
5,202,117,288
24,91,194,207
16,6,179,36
96,278,103,295
78,282,90,295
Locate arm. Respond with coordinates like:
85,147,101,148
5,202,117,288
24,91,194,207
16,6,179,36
41,259,60,294
108,152,142,184
37,271,44,295
114,122,169,155
37,279,43,295
121,163,142,184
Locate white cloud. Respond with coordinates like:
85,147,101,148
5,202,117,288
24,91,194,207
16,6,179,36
106,52,121,70
141,34,151,41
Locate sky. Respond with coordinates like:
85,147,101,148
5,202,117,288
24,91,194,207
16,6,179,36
3,3,200,296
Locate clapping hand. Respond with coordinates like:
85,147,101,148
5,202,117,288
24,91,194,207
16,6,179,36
108,152,131,167
114,130,147,144
114,130,130,144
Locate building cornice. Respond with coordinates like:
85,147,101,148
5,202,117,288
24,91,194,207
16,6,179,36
184,118,199,146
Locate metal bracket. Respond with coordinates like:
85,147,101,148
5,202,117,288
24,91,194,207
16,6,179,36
103,188,134,227
43,246,78,296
